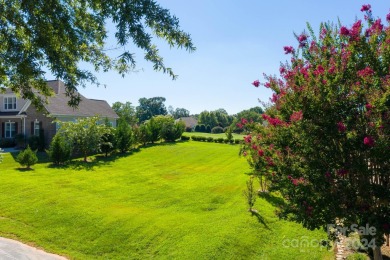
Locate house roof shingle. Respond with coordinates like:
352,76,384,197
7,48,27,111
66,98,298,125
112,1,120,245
44,91,119,119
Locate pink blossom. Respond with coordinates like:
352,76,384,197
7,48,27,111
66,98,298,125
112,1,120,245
357,66,375,78
243,151,247,157
258,149,264,157
364,136,375,147
279,67,286,74
236,123,243,129
387,13,390,22
314,65,325,76
361,4,371,12
340,26,349,36
264,82,271,88
366,103,373,110
241,118,248,125
252,80,260,87
290,111,303,122
328,65,336,74
271,93,278,103
244,135,252,143
283,46,295,54
337,122,347,132
265,157,275,167
298,34,307,42
251,144,257,150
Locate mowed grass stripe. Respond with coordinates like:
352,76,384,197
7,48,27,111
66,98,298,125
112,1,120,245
0,142,332,259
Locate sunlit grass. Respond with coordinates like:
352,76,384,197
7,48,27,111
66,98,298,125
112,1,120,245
0,142,333,259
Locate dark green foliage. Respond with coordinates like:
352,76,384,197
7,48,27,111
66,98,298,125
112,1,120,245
47,134,72,165
234,139,241,144
0,138,15,148
217,138,224,143
180,135,190,141
160,120,185,142
16,145,38,169
138,124,152,146
206,137,213,142
115,120,133,153
101,128,116,157
15,134,25,148
199,124,206,133
112,102,138,126
168,106,190,119
243,176,257,211
136,97,168,122
28,136,40,151
145,117,160,143
211,126,224,134
205,125,211,133
225,127,233,143
0,0,195,109
194,125,200,132
185,127,192,132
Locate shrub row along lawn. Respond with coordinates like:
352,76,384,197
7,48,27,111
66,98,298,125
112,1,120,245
0,142,333,259
182,131,244,139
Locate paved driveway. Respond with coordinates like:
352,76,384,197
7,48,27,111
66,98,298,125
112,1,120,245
0,237,67,260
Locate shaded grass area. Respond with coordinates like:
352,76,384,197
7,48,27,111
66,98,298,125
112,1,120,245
0,142,333,259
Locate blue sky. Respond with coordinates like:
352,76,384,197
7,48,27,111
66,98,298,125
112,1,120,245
75,1,389,115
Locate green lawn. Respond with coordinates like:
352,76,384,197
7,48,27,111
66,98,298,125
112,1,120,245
182,131,244,139
0,142,333,259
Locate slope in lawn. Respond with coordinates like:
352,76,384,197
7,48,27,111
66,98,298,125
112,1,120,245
0,142,333,259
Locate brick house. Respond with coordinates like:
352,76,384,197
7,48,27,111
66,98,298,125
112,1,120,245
0,80,119,147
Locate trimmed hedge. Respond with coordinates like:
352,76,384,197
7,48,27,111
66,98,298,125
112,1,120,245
181,135,190,141
190,135,239,145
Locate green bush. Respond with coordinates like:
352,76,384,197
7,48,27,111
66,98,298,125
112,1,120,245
211,126,224,134
47,134,72,165
191,135,198,141
15,134,26,148
185,127,192,132
16,145,38,169
206,125,211,133
234,139,241,144
346,253,367,260
199,124,206,132
217,138,224,143
100,129,116,157
0,138,15,148
223,139,229,144
181,135,190,141
207,137,213,142
194,125,200,132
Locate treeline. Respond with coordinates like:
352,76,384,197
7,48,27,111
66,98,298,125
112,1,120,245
113,97,264,134
46,115,185,165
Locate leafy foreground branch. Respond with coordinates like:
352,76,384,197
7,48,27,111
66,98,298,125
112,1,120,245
0,0,195,108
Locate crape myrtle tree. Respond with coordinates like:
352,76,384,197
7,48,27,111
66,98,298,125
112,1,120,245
0,0,195,109
241,5,390,259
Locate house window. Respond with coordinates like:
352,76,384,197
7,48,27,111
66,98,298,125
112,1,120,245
5,122,16,138
4,97,17,110
34,121,40,136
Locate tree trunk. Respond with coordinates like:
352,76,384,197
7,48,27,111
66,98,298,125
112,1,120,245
373,246,383,260
386,234,389,247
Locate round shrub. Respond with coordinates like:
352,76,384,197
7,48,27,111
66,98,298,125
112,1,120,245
16,145,38,169
206,125,211,133
211,126,224,134
181,135,190,141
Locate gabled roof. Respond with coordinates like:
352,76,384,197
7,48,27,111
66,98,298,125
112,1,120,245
176,117,198,128
44,91,119,118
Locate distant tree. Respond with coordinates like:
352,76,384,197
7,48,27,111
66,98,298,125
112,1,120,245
0,0,195,109
16,146,38,169
112,102,138,125
194,125,200,132
199,124,206,133
136,97,168,122
138,123,152,146
145,117,160,143
205,125,211,133
58,116,106,162
160,119,185,142
225,127,233,143
168,106,190,119
47,134,72,165
101,127,116,157
198,111,218,128
115,120,133,153
231,106,264,133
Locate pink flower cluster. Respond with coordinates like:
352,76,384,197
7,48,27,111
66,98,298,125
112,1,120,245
357,66,375,78
366,19,383,36
252,80,260,87
287,175,306,186
340,20,362,41
313,65,325,76
298,34,308,48
244,134,252,144
283,46,294,54
360,4,371,12
290,111,303,122
337,122,347,132
364,136,375,147
262,114,285,126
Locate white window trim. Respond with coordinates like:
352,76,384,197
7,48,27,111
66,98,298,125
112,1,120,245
5,121,16,138
34,120,40,136
3,96,17,111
